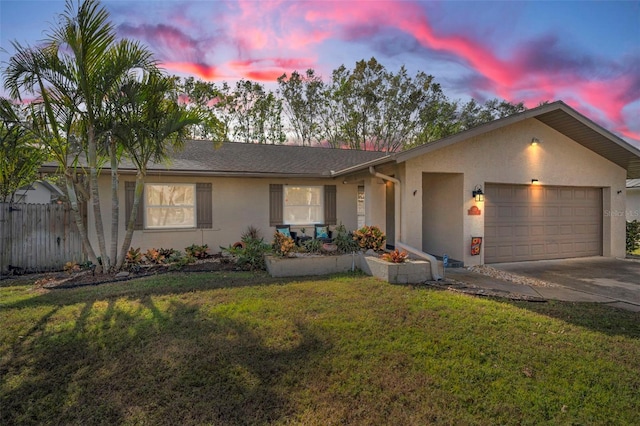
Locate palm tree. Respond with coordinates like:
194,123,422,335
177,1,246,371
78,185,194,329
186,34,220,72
111,71,201,271
4,0,156,272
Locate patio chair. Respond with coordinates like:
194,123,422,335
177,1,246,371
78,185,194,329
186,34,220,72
275,224,297,240
313,224,333,243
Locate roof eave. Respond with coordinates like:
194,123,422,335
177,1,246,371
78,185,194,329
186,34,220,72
330,154,395,177
40,165,333,179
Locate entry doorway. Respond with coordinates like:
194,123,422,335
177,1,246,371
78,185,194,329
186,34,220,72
385,181,395,249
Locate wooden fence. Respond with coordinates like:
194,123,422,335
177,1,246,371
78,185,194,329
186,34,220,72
0,203,84,274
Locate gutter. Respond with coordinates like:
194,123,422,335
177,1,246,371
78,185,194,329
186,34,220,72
369,166,442,281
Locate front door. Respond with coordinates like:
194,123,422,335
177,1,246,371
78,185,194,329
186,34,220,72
385,181,395,249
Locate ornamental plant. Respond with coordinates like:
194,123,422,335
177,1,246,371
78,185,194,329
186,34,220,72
333,223,359,254
353,225,386,252
627,220,640,253
185,244,210,259
144,248,165,264
125,247,143,270
273,231,296,257
380,249,408,263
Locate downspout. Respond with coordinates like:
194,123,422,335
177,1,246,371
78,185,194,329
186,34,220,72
369,167,442,281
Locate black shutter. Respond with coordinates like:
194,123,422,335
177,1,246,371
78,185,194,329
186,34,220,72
196,183,212,229
269,184,283,226
125,181,143,230
324,185,337,225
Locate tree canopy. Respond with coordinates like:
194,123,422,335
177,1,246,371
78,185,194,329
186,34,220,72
182,57,532,151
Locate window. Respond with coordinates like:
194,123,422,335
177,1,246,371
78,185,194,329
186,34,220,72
125,182,212,230
284,186,323,225
269,184,336,226
357,185,365,229
145,184,195,229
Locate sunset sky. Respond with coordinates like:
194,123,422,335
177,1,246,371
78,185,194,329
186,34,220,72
1,0,639,144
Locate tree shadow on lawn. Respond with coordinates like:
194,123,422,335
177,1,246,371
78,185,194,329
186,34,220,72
501,298,640,340
1,292,327,425
3,271,296,311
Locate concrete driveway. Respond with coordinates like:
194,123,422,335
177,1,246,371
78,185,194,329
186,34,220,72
491,257,640,311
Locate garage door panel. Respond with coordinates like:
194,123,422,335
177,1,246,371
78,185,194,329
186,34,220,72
531,225,544,236
497,226,513,237
532,206,545,217
531,244,545,255
560,207,573,217
498,206,513,217
559,225,572,234
546,206,560,217
560,243,574,254
497,246,513,257
485,184,602,263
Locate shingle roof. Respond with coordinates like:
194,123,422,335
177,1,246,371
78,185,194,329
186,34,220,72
117,141,388,177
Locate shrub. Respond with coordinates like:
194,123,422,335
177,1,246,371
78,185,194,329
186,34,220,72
304,238,323,254
159,248,178,259
238,237,271,270
125,247,143,271
380,249,408,263
167,250,196,270
63,261,80,274
222,226,272,270
241,225,260,240
144,248,165,264
333,223,359,254
627,220,640,253
273,231,295,257
353,225,386,252
185,244,210,259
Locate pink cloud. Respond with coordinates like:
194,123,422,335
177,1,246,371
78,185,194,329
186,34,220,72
303,0,638,141
229,57,316,81
161,62,221,80
113,0,638,142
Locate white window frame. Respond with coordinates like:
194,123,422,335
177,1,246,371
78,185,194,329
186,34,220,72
283,185,324,225
357,185,365,229
145,183,196,229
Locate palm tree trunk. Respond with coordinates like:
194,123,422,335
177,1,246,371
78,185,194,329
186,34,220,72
115,173,144,271
109,137,119,273
87,124,109,271
65,175,99,269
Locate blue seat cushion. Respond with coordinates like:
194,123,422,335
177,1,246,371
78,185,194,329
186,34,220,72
276,227,291,237
315,226,329,239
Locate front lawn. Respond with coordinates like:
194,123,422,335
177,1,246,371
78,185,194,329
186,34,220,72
1,272,639,425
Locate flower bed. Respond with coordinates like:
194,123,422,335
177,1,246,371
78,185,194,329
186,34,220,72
360,255,431,284
265,253,360,278
265,253,432,283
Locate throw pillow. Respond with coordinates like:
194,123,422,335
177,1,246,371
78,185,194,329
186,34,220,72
276,227,291,237
316,226,329,239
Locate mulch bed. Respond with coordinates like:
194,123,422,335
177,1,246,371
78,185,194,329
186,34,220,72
1,255,243,290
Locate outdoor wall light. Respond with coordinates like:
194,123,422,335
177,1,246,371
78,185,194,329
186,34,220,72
531,137,541,146
531,179,539,185
472,185,484,202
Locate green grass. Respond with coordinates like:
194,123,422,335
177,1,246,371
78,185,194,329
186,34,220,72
1,271,639,425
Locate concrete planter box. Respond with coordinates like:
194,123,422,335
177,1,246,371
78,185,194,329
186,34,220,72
265,253,360,278
360,255,431,284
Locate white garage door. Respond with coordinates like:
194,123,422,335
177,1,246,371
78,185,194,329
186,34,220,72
484,184,602,263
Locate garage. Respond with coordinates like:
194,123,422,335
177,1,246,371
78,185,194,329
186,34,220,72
484,184,602,263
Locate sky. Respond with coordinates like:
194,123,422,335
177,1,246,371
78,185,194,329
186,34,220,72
1,0,639,145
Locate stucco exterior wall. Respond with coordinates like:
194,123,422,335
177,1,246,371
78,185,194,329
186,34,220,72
401,118,627,265
421,173,464,261
627,188,640,222
13,182,59,204
363,176,388,231
88,175,359,256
